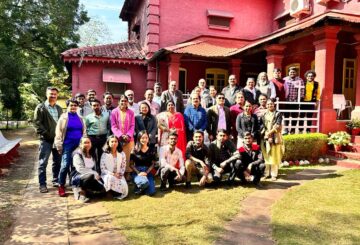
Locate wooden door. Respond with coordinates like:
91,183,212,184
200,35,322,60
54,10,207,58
342,58,357,104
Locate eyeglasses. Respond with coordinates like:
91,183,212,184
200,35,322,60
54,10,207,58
217,97,225,100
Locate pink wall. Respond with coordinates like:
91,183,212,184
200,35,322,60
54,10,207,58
158,0,274,48
71,62,147,102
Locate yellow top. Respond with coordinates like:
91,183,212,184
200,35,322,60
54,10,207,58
304,81,320,102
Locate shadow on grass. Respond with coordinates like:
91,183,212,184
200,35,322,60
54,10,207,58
272,211,360,245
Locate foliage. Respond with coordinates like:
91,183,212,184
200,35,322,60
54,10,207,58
77,16,114,46
282,133,328,161
327,131,351,146
105,184,254,244
272,170,360,245
346,118,360,130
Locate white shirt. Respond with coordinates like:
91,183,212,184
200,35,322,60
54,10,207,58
128,102,140,115
159,145,185,175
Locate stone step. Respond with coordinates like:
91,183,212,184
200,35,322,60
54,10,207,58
327,150,360,161
328,157,360,169
351,135,360,144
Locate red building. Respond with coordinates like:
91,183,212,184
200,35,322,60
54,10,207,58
61,0,360,133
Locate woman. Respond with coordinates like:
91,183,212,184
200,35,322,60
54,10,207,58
100,135,128,199
256,72,276,100
230,91,246,141
110,94,135,174
71,137,105,203
260,99,284,181
253,94,268,120
55,98,86,197
130,131,156,196
135,102,158,147
157,101,186,156
235,100,259,148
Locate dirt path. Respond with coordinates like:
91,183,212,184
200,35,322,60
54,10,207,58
215,166,347,245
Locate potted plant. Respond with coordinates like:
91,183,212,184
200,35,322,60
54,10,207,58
346,118,360,135
328,131,351,151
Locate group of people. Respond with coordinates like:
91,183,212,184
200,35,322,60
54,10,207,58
33,66,319,202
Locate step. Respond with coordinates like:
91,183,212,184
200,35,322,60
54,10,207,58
327,150,360,161
328,158,360,169
351,135,360,144
351,144,360,152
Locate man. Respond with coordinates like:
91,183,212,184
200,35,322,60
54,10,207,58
271,68,286,101
85,99,110,171
160,80,184,113
86,89,97,104
139,88,160,115
242,77,261,106
208,129,241,185
34,87,63,193
221,74,242,106
237,132,265,185
198,78,209,98
185,130,213,188
101,92,116,116
159,131,185,190
184,93,207,141
202,85,217,109
75,93,93,117
284,67,305,133
153,82,162,105
206,93,231,142
302,70,320,132
125,89,139,114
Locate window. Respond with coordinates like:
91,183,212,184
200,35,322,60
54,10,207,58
342,58,357,103
179,68,187,93
106,83,127,98
207,10,233,30
205,68,228,92
285,63,301,76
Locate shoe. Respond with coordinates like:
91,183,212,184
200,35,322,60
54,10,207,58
39,186,48,193
52,182,59,187
185,182,192,189
72,187,80,200
113,195,124,200
79,195,90,203
160,183,168,192
58,185,66,197
271,177,277,181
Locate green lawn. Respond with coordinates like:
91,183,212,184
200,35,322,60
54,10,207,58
104,184,255,245
272,169,360,245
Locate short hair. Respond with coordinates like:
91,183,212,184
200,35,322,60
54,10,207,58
217,129,228,135
145,88,154,92
91,99,101,105
216,93,225,98
288,66,297,72
75,93,85,98
235,91,245,97
273,68,281,72
209,85,216,90
259,93,268,99
66,98,79,107
193,130,204,136
154,82,162,87
243,131,252,138
247,77,255,82
304,70,316,78
124,89,134,95
168,130,178,138
46,87,59,93
103,92,113,98
87,89,96,95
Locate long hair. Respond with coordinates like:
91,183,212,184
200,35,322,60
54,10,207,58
139,102,151,117
133,130,149,153
72,136,95,158
103,135,122,153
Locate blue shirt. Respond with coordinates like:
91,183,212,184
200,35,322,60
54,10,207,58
184,104,207,133
64,113,83,145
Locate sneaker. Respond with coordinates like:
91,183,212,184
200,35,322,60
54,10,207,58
113,195,124,200
58,185,66,197
160,183,168,192
79,195,90,203
52,182,59,187
39,186,48,193
72,187,80,200
271,177,277,181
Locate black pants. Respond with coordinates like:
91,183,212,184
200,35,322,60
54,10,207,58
160,166,185,186
213,160,241,184
237,162,265,184
284,103,300,131
80,173,105,193
300,104,315,132
89,135,107,173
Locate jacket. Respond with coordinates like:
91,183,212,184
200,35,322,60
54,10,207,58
160,90,184,113
110,107,135,141
236,113,259,139
54,112,86,152
33,102,63,142
135,114,158,144
206,105,231,138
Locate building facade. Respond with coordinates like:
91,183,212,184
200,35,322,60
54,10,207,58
61,0,360,133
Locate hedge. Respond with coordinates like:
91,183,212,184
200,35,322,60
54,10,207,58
282,133,328,161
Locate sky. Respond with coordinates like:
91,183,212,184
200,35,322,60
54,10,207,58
80,0,128,43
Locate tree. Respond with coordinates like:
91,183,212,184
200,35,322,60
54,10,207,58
77,16,114,46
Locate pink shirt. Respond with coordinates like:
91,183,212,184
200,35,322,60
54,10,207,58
217,105,227,131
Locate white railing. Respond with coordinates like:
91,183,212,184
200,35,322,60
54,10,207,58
275,98,320,133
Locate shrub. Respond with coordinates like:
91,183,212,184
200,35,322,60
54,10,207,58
282,133,328,161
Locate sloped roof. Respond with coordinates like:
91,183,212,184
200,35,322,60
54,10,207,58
61,41,146,65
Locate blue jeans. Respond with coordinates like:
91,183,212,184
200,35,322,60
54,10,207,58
58,140,79,186
38,140,61,187
132,166,156,196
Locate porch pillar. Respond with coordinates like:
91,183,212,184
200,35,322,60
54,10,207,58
168,53,182,88
230,59,241,80
351,34,360,119
265,44,286,79
313,26,340,133
147,61,157,88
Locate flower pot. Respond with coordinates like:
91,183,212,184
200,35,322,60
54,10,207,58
351,127,360,136
333,145,342,152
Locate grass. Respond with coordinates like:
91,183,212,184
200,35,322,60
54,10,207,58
272,169,360,245
104,183,255,245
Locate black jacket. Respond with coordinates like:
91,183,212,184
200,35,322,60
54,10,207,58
33,102,63,141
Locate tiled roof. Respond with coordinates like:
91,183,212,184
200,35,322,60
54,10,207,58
61,41,146,64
